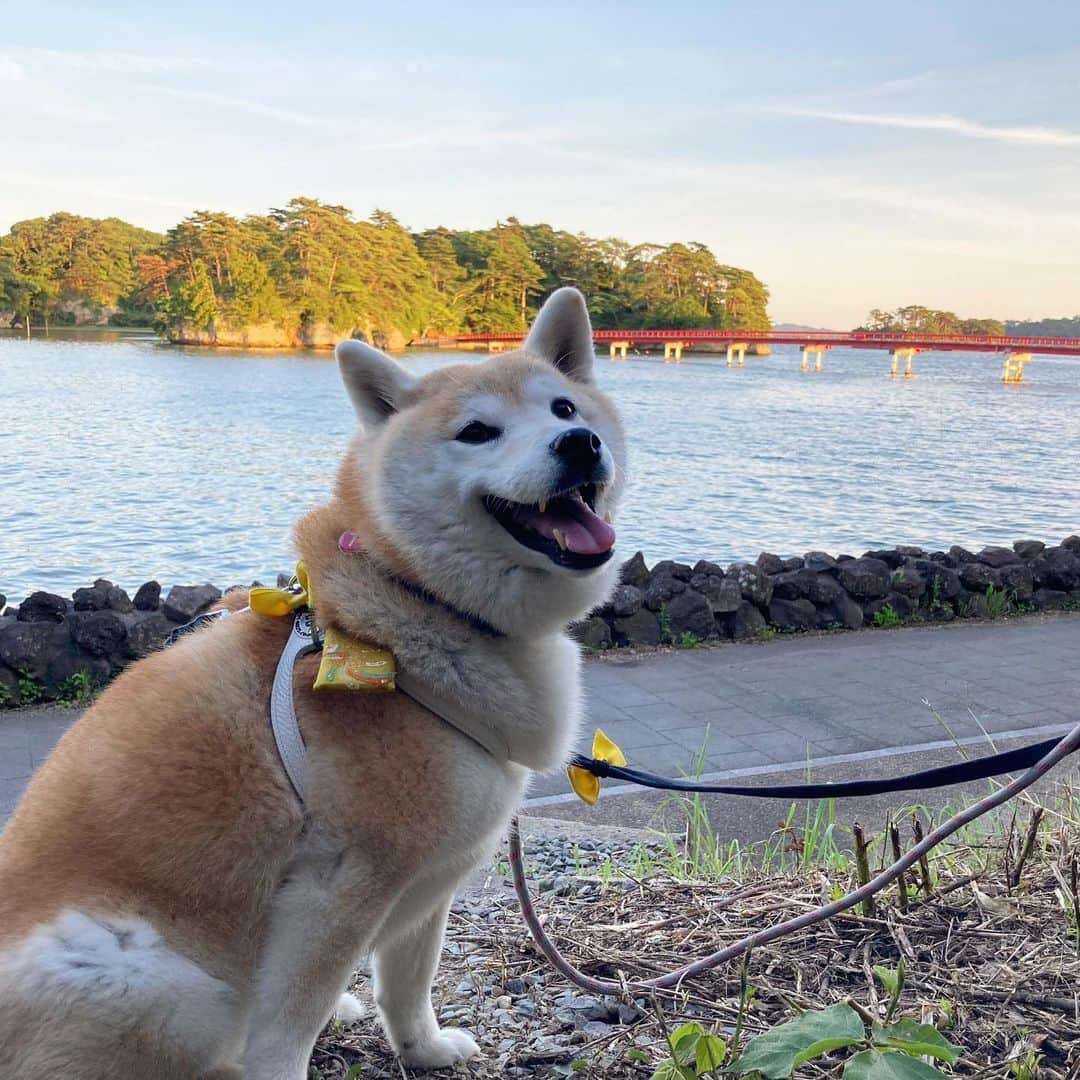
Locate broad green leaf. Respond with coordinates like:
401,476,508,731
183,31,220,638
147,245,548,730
571,1059,589,1071
650,1061,695,1080
872,1021,962,1064
732,1003,866,1078
873,965,901,998
696,1033,728,1072
626,1048,651,1064
344,1066,364,1080
672,1022,705,1065
844,1049,950,1080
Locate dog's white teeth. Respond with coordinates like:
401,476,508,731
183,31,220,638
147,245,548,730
538,498,548,514
553,528,568,551
603,511,613,524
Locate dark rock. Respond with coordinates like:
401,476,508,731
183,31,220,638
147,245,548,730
864,549,905,569
1033,588,1069,610
612,608,661,646
1063,535,1080,553
133,581,162,610
771,570,815,602
276,572,293,588
766,597,816,630
822,591,864,630
884,592,915,620
0,594,6,614
727,562,773,607
609,584,643,618
835,557,891,600
915,561,964,600
619,552,649,589
69,610,127,658
976,546,1021,569
756,552,786,575
803,550,837,572
722,602,767,641
43,651,110,697
889,565,926,599
570,616,611,650
929,551,956,567
959,562,1000,593
0,620,56,678
17,591,67,623
1042,546,1080,591
836,554,854,562
692,560,725,577
1013,540,1045,559
0,666,17,705
896,545,926,558
781,556,805,571
998,562,1034,602
72,578,133,614
650,560,693,582
965,593,990,619
665,589,715,640
949,545,976,564
124,611,176,658
690,572,741,614
73,579,111,611
163,584,222,623
643,572,686,611
806,573,843,605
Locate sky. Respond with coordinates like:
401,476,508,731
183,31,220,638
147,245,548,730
2,0,1080,328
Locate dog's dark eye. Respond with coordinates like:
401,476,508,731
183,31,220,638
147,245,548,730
551,398,576,419
455,421,501,444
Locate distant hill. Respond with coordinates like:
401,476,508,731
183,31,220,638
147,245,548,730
1006,316,1080,337
773,322,837,332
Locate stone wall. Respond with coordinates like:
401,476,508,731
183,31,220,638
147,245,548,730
569,536,1080,650
2,536,1078,706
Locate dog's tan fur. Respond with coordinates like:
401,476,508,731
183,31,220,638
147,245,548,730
0,289,625,1079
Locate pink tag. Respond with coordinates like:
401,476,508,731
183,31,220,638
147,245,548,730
338,530,363,554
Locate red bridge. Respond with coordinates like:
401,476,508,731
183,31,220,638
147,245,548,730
417,329,1080,383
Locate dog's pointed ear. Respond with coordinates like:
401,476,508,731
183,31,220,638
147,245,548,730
524,287,595,383
336,339,417,429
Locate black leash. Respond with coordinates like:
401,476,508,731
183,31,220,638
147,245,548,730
569,733,1076,799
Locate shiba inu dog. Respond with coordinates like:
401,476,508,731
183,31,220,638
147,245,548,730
0,287,626,1079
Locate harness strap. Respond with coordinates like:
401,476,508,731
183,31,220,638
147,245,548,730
270,610,320,802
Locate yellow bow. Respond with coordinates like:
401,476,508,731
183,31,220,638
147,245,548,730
567,729,626,805
250,562,314,616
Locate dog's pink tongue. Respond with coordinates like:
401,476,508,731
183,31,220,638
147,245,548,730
520,501,616,555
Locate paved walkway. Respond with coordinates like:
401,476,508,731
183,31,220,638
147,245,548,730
2,615,1078,822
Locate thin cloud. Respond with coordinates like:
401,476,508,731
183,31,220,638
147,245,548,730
137,84,344,131
757,106,1080,147
0,56,24,81
11,47,210,75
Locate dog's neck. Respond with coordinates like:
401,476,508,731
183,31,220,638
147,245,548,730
293,501,583,772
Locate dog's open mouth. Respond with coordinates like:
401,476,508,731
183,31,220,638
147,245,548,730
482,484,616,570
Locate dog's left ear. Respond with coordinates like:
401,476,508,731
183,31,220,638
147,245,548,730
336,339,417,430
524,287,595,384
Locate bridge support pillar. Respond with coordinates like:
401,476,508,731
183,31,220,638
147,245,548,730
486,341,505,353
800,344,829,373
890,348,918,378
1002,352,1031,383
609,341,630,361
663,342,684,363
726,342,748,368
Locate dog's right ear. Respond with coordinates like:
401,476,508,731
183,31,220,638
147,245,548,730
336,340,417,430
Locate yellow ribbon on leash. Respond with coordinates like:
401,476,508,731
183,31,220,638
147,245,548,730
567,729,626,805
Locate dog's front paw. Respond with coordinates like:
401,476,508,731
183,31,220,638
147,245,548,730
400,1027,480,1069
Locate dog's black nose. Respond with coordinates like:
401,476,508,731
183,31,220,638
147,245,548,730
550,427,602,472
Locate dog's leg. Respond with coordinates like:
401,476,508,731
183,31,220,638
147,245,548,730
373,893,480,1068
242,852,395,1080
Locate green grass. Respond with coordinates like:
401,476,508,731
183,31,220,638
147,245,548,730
16,669,43,706
983,584,1015,619
873,603,903,629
